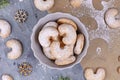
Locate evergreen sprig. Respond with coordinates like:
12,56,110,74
58,76,70,80
0,0,9,9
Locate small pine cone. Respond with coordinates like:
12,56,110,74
18,62,32,76
14,9,28,23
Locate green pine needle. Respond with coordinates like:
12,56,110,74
64,77,70,80
0,0,9,9
58,76,70,80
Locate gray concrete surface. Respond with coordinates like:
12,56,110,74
0,0,85,80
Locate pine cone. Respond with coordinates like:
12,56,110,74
14,9,28,23
18,62,32,76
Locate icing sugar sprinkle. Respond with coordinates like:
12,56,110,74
19,0,23,2
96,47,102,55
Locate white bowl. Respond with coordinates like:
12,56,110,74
31,12,89,70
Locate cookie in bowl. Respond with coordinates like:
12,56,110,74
31,12,89,69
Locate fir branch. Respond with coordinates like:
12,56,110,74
0,0,9,9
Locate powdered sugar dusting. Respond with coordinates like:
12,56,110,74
96,47,102,55
89,28,110,43
19,0,24,2
63,0,119,44
37,63,47,72
82,0,117,44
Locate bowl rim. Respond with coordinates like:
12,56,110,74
31,12,89,70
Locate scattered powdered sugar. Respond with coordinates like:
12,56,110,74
19,0,23,2
83,0,94,10
64,0,70,8
88,11,110,43
37,63,47,72
82,0,116,44
89,27,110,43
96,47,102,55
101,0,114,9
63,0,118,44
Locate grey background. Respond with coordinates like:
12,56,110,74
0,0,85,80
